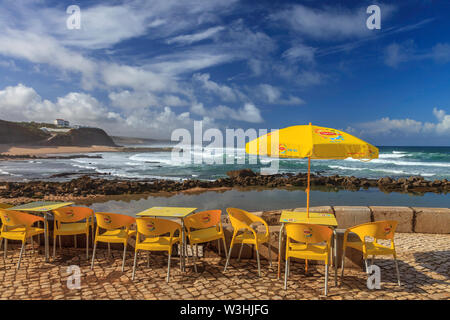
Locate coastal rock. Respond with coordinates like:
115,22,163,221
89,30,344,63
226,169,257,179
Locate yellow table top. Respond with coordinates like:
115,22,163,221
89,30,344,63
136,206,197,218
280,211,338,227
7,201,74,212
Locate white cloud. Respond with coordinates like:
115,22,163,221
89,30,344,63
282,44,316,65
272,4,370,41
257,84,305,106
0,29,97,89
167,26,225,45
108,90,160,109
191,102,263,123
0,84,120,126
193,73,240,102
349,108,450,139
384,41,450,67
0,83,215,139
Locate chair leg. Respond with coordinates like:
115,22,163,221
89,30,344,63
86,233,89,260
237,242,244,262
221,237,227,259
108,243,111,257
132,250,138,280
192,244,198,273
268,242,272,267
324,264,329,296
4,239,7,260
121,243,127,272
17,240,26,270
256,248,261,277
394,256,401,286
340,247,346,284
90,241,97,270
53,235,57,259
364,259,369,274
217,239,221,256
0,238,2,251
147,252,150,268
166,251,172,283
223,241,234,272
59,236,62,250
31,236,34,254
284,257,289,290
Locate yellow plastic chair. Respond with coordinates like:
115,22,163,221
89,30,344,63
132,217,181,282
52,207,94,259
223,208,272,276
284,223,333,295
91,212,136,271
184,210,227,272
341,220,401,286
0,209,45,269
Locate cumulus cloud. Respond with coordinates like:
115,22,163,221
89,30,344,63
0,84,212,139
0,84,120,126
348,108,450,141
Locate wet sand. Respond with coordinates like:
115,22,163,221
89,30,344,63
0,145,119,156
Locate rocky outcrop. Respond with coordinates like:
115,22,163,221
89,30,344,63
43,128,117,147
0,119,50,144
0,169,448,200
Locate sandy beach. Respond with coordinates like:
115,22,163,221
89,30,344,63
0,145,119,156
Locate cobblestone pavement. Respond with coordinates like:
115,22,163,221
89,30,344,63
0,233,448,300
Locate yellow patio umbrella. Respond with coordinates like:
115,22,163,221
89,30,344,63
246,123,379,217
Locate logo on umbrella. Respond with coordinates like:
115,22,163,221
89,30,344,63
3,214,10,222
279,144,287,155
315,129,344,142
104,216,112,224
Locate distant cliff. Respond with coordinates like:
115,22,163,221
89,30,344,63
0,119,117,147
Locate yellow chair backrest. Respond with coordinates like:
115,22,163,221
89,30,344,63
226,208,266,231
95,212,135,230
0,209,43,228
136,217,180,237
185,210,222,230
53,207,94,223
285,223,332,245
349,220,398,241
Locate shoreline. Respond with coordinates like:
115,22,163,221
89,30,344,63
0,170,448,206
0,145,173,159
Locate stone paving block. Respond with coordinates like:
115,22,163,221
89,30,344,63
370,206,414,233
333,206,371,229
413,207,450,234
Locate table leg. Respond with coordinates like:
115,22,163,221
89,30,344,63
44,213,49,262
181,219,186,272
333,229,337,286
277,223,284,280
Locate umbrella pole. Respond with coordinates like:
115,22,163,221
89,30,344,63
306,156,311,218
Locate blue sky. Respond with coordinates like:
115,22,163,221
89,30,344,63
0,0,449,145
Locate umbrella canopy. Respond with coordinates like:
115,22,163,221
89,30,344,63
245,123,379,216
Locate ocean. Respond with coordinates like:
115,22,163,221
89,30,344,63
0,145,449,183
